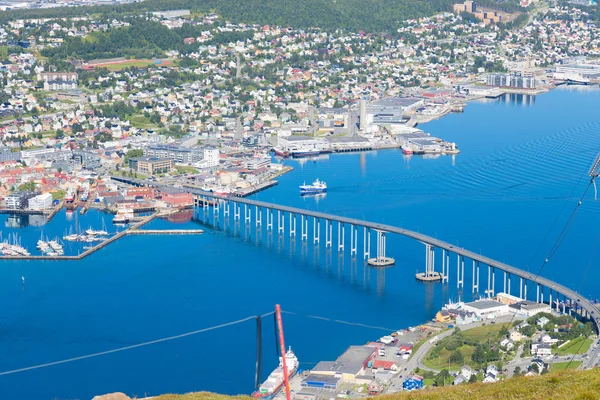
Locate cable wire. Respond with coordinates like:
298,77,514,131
0,314,264,377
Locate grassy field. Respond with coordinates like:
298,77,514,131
148,368,600,400
556,337,593,356
129,113,158,129
423,344,477,371
95,59,172,71
175,165,198,174
551,361,582,371
462,324,508,342
52,190,65,201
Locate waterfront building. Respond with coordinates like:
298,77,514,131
554,62,600,80
5,191,36,209
486,73,537,89
129,156,173,175
144,144,203,164
311,345,376,383
461,299,509,318
508,300,551,317
277,136,331,152
300,374,340,390
27,192,52,210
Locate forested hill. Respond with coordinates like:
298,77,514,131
0,0,457,32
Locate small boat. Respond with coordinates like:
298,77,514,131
85,228,108,236
402,146,414,155
300,179,327,194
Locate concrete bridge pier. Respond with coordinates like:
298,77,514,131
325,220,333,248
244,204,251,223
350,225,358,256
524,279,528,300
277,210,284,235
424,244,434,276
234,202,240,221
337,222,345,252
313,218,320,244
363,227,371,259
507,273,511,296
255,206,262,227
289,213,296,237
536,284,540,303
224,201,230,217
487,265,491,297
520,277,523,299
541,286,544,304
301,215,308,241
457,254,464,289
441,249,449,283
472,260,480,293
549,290,553,309
266,209,273,231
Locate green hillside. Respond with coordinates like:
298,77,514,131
0,0,454,32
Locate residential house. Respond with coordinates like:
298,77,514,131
529,358,547,374
500,338,515,351
482,364,499,383
456,310,478,325
435,310,451,323
509,329,523,342
537,316,550,328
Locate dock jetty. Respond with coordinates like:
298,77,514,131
0,213,203,261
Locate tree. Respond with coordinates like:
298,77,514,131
531,363,540,374
449,349,464,365
434,369,450,387
55,129,64,139
514,366,522,376
469,374,477,383
472,345,486,365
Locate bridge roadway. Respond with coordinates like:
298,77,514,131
112,177,600,330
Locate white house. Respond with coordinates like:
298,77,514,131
537,316,550,328
459,365,473,381
500,338,515,351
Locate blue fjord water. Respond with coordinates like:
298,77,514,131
1,86,600,399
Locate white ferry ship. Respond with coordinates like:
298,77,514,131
252,347,299,399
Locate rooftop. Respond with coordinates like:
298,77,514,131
465,300,506,310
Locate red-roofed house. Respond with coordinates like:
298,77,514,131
372,360,399,371
161,192,192,208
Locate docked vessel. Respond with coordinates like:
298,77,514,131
291,149,320,158
401,146,414,155
113,214,131,225
80,191,89,202
86,228,108,236
252,347,299,399
300,179,327,194
65,187,76,203
273,147,290,158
